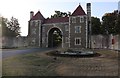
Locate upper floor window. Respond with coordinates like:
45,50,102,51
75,37,81,45
75,26,81,33
65,25,69,31
80,16,84,23
72,17,76,23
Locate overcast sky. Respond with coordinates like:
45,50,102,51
0,0,119,36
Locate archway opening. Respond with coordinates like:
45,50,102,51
48,28,62,48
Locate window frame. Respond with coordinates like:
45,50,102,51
75,26,81,33
72,17,76,23
75,37,81,45
80,16,84,23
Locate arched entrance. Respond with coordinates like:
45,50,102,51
48,27,63,48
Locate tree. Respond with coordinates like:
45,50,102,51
50,11,71,18
7,17,20,37
52,31,62,47
115,11,120,34
1,17,13,37
91,17,101,35
101,10,119,35
0,16,20,37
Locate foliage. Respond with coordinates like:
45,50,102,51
1,16,20,37
53,31,62,47
101,10,120,35
91,17,101,35
50,11,71,18
7,17,20,36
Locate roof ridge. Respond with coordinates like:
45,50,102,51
44,17,69,24
72,5,86,16
30,11,45,21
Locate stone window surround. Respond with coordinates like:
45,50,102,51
75,37,81,45
75,26,81,33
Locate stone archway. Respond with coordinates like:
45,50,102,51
48,27,63,48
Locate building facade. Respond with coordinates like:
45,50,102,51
28,3,91,48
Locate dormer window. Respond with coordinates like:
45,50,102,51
72,17,76,23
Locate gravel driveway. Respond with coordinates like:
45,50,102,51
2,48,55,58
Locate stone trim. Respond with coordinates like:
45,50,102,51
43,22,69,25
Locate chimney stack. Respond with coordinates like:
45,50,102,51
87,3,91,48
118,1,120,14
87,3,91,22
30,11,34,19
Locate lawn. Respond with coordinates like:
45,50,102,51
2,49,118,76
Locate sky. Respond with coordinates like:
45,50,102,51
0,0,119,36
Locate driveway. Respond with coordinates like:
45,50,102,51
2,48,56,59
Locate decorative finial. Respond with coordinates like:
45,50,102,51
38,9,40,12
79,3,81,5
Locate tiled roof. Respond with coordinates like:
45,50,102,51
30,11,44,21
30,5,86,23
72,5,86,16
44,17,69,24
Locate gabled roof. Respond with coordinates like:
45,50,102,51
44,17,69,24
30,11,44,21
72,5,86,16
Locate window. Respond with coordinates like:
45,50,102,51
75,38,81,45
65,37,69,43
65,25,69,31
80,16,84,23
72,17,76,23
75,26,81,33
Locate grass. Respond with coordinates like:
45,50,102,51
2,49,119,76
